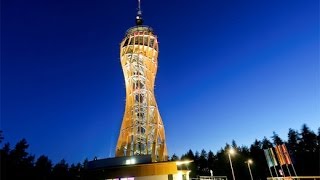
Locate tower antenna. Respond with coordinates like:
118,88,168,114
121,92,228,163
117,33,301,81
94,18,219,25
136,0,143,25
137,0,141,14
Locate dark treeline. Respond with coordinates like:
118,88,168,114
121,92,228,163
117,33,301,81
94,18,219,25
1,124,319,180
0,135,88,180
176,124,320,179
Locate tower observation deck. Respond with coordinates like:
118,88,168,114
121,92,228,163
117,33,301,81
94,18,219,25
115,0,168,162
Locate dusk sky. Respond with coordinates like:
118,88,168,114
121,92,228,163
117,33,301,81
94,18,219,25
1,0,319,164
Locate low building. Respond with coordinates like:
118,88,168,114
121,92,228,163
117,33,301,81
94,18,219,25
87,155,191,180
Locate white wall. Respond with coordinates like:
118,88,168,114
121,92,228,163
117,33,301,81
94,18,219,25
106,172,190,180
135,175,168,180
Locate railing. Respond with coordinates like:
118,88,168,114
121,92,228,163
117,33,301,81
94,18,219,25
190,176,320,180
126,25,153,35
191,176,320,180
267,176,320,180
190,176,227,180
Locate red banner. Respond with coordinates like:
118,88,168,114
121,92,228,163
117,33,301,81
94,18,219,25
281,144,292,164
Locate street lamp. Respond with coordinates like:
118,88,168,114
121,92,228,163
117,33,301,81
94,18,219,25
228,148,236,180
246,159,253,180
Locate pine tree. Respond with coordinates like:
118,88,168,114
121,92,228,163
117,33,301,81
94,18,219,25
271,131,283,145
261,137,273,149
35,155,52,180
52,159,70,180
170,153,179,161
207,150,215,174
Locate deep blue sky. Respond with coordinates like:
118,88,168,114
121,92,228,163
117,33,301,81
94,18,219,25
1,0,319,164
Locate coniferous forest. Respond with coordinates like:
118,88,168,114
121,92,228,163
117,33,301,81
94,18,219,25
1,124,319,180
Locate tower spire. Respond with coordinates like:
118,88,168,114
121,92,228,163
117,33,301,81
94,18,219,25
136,0,143,25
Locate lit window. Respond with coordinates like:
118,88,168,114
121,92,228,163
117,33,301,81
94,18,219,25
125,158,136,165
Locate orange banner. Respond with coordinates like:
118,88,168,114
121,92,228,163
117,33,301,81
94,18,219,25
275,145,286,165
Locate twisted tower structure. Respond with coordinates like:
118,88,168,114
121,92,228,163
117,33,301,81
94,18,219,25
115,0,167,162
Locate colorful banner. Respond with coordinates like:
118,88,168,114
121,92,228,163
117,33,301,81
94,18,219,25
275,145,286,165
281,144,292,164
264,149,273,168
269,148,278,166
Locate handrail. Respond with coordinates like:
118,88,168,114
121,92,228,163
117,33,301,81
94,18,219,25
190,176,228,180
267,176,320,180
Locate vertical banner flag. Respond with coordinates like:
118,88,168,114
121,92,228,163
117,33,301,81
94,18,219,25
269,148,278,166
275,145,286,165
264,149,273,168
281,144,292,164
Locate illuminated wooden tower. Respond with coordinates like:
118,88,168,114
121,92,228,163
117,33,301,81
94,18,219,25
115,0,168,162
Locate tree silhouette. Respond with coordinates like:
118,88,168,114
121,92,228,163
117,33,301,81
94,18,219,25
317,127,320,149
271,131,283,145
35,155,52,180
170,153,179,161
250,139,267,179
207,150,215,173
69,163,82,180
1,143,11,180
52,159,70,180
0,130,4,143
9,139,35,179
287,128,299,153
199,149,209,175
261,137,273,149
296,124,318,175
231,140,238,150
300,124,317,152
181,149,197,177
1,124,319,179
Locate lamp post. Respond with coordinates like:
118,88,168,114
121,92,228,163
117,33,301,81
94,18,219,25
228,148,236,180
246,159,253,180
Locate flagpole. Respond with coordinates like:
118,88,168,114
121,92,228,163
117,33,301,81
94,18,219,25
286,164,292,177
291,163,298,177
282,144,294,178
269,148,279,178
279,165,285,177
275,145,286,177
273,166,279,178
264,149,275,179
291,164,299,180
283,144,298,179
269,168,274,180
